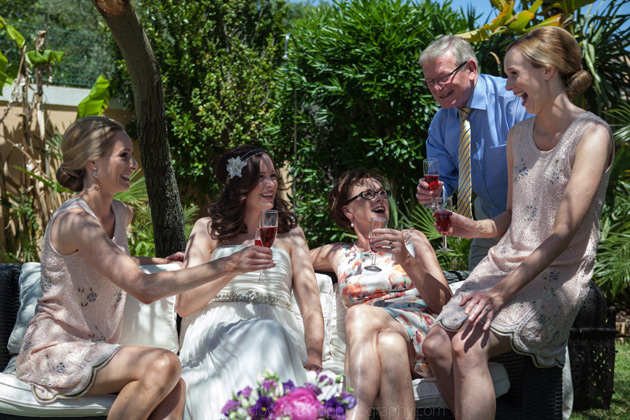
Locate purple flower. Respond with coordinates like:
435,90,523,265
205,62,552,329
272,388,320,420
249,396,274,419
261,378,276,392
341,391,357,409
238,386,253,398
282,380,296,393
222,399,240,415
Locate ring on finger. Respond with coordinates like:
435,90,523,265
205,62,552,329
388,240,393,246
483,306,490,312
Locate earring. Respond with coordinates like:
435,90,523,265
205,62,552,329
350,222,354,228
93,170,98,178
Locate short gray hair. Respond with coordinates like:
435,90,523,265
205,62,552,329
419,35,477,67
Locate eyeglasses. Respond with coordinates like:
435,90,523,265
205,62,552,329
425,61,468,88
344,189,391,205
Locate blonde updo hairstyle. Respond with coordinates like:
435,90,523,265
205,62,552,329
56,116,125,192
506,26,592,99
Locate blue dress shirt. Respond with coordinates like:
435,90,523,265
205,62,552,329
426,74,532,218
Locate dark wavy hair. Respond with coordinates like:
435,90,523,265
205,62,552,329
208,145,296,241
328,168,388,231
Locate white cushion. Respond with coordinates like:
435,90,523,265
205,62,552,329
118,263,181,353
290,272,336,362
7,263,42,355
413,362,510,408
0,371,114,416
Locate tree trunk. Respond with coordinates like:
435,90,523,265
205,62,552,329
92,0,186,256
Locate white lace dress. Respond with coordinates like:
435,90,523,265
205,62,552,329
178,245,307,420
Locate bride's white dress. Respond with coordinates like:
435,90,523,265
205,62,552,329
179,245,308,420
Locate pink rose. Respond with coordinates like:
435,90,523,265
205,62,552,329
273,388,321,420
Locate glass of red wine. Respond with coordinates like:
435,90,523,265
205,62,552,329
433,196,454,252
423,158,440,193
256,209,278,280
364,216,388,272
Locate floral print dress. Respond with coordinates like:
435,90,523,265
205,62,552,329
337,230,435,377
16,197,129,402
436,112,612,368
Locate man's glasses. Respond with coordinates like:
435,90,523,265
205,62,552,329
344,189,392,205
425,61,468,88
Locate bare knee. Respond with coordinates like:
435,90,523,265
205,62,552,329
345,305,377,342
377,331,409,370
142,350,181,391
423,327,449,363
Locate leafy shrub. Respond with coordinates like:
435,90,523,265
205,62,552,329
268,0,468,246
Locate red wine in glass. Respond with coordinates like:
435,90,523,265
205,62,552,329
257,226,277,248
435,209,452,233
433,196,454,252
425,175,440,191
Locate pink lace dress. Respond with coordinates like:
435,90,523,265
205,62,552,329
337,230,436,377
436,112,612,367
16,197,129,402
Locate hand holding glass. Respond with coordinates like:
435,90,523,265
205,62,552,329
364,216,388,272
256,210,278,280
433,196,454,252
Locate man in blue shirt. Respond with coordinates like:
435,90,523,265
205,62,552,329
416,34,531,269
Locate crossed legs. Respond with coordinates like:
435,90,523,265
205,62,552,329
87,346,185,420
423,323,511,420
344,304,416,420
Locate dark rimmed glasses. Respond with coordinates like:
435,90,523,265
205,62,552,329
425,61,468,88
344,189,391,205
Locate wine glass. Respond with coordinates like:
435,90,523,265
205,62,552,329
364,216,388,272
423,158,440,192
433,196,454,252
256,209,278,280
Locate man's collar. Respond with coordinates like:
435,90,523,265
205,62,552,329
468,74,488,112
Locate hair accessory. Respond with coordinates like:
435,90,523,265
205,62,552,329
226,149,263,181
93,170,98,179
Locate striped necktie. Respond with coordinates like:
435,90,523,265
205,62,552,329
457,107,473,218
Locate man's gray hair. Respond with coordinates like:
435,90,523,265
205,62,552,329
419,35,478,67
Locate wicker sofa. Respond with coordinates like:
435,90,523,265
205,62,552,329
0,263,564,419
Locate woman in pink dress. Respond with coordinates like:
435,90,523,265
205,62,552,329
423,27,614,420
15,116,274,420
310,168,451,420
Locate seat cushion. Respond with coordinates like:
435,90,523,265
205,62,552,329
0,371,113,416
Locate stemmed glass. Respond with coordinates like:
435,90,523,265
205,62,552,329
423,158,440,194
255,209,278,280
433,196,454,252
364,216,388,272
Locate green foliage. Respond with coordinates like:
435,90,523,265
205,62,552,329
594,103,630,303
572,0,630,115
128,201,199,257
76,75,112,118
269,0,468,246
0,191,40,263
119,0,290,200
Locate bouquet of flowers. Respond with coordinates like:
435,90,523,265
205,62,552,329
222,370,357,420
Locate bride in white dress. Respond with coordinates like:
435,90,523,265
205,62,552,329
176,145,325,420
